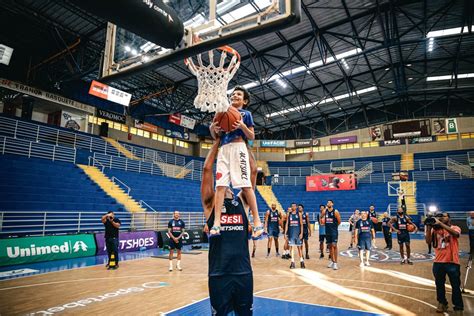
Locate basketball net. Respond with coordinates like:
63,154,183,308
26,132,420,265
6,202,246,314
185,45,240,113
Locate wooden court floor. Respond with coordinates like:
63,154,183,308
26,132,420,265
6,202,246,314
0,232,472,315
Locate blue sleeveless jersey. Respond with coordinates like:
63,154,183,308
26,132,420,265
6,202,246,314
207,197,252,277
325,209,338,235
356,219,373,239
394,215,408,231
269,210,280,230
302,212,309,234
288,212,301,240
381,217,390,230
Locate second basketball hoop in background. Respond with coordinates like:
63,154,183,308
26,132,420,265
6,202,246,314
185,46,240,113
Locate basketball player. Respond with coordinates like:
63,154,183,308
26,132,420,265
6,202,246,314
281,207,292,259
322,200,341,270
168,210,185,271
265,204,281,257
248,214,257,258
317,205,326,259
201,139,253,316
285,203,305,269
368,205,378,248
299,204,311,259
354,211,375,267
389,207,418,265
209,86,263,238
381,212,392,250
348,209,361,249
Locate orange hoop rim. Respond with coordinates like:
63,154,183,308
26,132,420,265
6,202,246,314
184,44,241,67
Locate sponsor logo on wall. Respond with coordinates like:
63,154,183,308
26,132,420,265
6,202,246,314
165,129,189,140
380,139,406,146
95,231,157,255
96,109,126,124
89,80,132,106
294,139,320,148
329,135,357,145
0,78,95,114
0,235,96,266
408,136,435,144
260,140,286,148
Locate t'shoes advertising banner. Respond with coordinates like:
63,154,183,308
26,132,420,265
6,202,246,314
0,234,96,266
89,80,132,106
306,174,356,192
95,231,157,255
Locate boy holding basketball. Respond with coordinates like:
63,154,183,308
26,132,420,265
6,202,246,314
209,86,263,238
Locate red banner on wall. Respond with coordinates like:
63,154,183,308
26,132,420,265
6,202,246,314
306,174,357,191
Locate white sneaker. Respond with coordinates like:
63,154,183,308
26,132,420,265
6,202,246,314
327,261,334,268
365,262,370,266
169,267,173,272
332,263,339,270
359,262,365,268
177,265,182,271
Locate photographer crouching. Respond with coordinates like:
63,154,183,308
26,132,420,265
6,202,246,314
101,211,121,270
425,211,464,314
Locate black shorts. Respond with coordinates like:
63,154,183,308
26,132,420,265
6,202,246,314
209,274,253,316
319,234,326,243
358,238,372,250
268,227,279,238
397,231,410,245
169,238,182,250
302,231,309,241
326,233,338,244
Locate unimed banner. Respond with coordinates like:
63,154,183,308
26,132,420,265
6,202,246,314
306,174,356,191
95,231,157,255
0,234,96,267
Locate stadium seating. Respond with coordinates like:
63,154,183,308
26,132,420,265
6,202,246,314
417,180,474,212
0,155,120,212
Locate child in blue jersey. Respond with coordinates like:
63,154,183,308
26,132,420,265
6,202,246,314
209,86,263,238
354,211,375,267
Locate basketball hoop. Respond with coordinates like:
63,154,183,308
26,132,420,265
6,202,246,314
185,45,240,113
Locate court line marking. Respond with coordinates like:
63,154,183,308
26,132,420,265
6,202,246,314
161,296,209,315
1,272,473,300
256,284,439,312
254,293,388,315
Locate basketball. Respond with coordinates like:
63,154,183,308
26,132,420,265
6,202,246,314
407,223,416,232
371,217,378,224
213,106,241,132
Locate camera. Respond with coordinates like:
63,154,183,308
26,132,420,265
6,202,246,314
424,212,443,228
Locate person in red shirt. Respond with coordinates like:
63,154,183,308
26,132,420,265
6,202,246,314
425,212,464,315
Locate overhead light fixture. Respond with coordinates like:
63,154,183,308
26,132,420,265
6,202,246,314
406,64,412,67
228,48,362,93
341,59,349,70
385,68,390,71
265,86,377,118
275,77,287,88
428,37,434,52
131,49,138,56
426,72,474,81
408,77,413,80
124,45,131,52
426,26,472,38
388,81,393,83
142,56,150,62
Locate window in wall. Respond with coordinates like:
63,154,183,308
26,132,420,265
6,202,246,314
447,134,458,141
121,125,128,132
201,143,212,149
461,133,474,139
437,135,447,141
152,134,159,141
176,140,189,148
353,143,360,148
